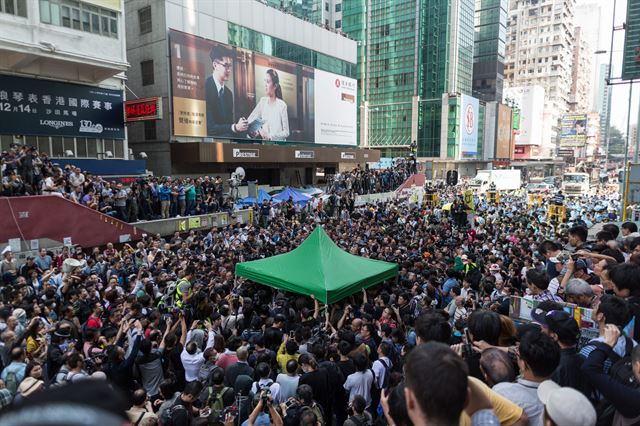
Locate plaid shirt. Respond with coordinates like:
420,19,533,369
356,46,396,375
0,388,12,408
533,290,564,303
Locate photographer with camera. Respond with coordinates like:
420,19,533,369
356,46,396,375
280,384,323,426
245,387,283,426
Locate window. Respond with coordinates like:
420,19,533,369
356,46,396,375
144,120,156,140
335,3,341,12
40,0,118,38
141,60,154,86
324,2,328,12
138,5,151,34
1,0,27,17
335,19,341,28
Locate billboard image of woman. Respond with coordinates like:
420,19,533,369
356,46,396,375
246,69,290,141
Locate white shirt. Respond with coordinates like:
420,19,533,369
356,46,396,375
344,370,374,407
180,330,215,382
371,356,392,389
247,97,289,140
250,378,280,403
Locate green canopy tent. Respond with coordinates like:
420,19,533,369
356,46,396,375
235,227,398,304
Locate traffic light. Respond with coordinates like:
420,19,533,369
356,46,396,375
446,170,458,186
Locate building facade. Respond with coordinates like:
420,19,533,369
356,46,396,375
0,0,129,163
342,0,478,166
597,63,612,152
124,0,374,182
473,0,508,103
569,27,591,112
504,0,577,151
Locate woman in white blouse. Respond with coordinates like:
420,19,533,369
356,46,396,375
247,69,290,141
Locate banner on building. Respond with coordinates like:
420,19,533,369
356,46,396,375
0,75,124,139
460,94,479,154
495,104,513,159
560,114,588,146
168,29,357,145
622,0,640,80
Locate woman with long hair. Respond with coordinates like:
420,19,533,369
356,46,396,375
247,68,290,141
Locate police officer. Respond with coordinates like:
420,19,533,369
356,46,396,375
552,190,565,206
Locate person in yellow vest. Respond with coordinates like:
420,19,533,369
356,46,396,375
175,266,195,309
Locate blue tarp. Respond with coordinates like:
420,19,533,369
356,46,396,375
238,188,273,206
272,187,312,205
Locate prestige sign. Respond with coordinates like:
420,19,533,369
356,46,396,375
0,74,124,139
232,148,259,158
295,150,315,159
340,152,356,160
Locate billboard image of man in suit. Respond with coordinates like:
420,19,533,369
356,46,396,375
205,45,248,137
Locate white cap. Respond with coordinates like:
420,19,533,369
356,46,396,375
1,246,11,256
537,380,596,426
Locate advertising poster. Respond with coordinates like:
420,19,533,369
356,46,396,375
0,74,124,139
169,29,317,143
560,114,588,146
460,94,479,154
495,104,513,159
169,29,356,146
314,69,357,145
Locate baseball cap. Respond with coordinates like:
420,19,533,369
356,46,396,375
530,308,580,344
537,380,596,426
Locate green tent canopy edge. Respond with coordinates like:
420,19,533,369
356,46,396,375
234,226,398,304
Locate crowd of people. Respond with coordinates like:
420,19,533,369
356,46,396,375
1,142,415,224
2,158,640,425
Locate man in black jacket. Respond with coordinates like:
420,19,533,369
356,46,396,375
531,307,593,398
224,345,254,387
205,45,248,137
583,324,640,423
103,323,142,393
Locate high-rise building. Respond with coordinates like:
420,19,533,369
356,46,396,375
123,0,375,182
473,0,508,102
504,0,577,150
597,64,612,152
343,0,477,163
0,0,130,166
569,27,591,112
575,0,610,112
264,0,343,30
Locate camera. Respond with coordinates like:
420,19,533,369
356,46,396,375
260,389,272,412
216,405,238,422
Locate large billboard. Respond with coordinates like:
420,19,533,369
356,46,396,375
503,86,544,146
169,30,357,146
0,74,124,139
560,114,588,146
460,94,479,155
496,104,513,159
622,0,640,80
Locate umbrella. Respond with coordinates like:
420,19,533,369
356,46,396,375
442,203,453,211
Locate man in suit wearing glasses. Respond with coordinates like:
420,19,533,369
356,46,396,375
205,45,248,137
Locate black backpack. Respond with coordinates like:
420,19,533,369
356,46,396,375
608,337,639,388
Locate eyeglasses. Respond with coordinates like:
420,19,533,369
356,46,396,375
214,61,232,70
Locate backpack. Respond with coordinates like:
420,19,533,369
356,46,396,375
609,337,639,388
207,386,233,424
4,370,18,395
348,414,374,426
376,358,392,390
166,403,188,426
